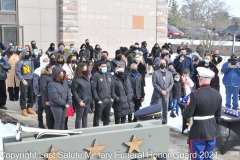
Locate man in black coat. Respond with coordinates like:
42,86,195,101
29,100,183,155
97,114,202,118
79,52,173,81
212,49,223,66
128,63,145,122
91,61,114,127
92,51,114,74
85,39,94,60
0,53,11,110
183,67,222,160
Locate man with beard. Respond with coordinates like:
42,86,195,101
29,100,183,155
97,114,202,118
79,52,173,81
45,43,57,56
151,59,174,124
85,39,94,60
15,49,36,116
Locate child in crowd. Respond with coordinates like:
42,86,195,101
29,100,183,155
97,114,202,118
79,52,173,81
182,69,194,96
171,73,185,117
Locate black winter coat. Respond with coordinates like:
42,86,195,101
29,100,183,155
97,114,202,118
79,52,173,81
172,80,186,98
71,76,93,108
79,49,90,60
128,72,145,99
91,60,114,74
39,68,52,108
0,58,11,80
91,71,114,101
196,61,219,91
48,66,72,108
112,75,135,118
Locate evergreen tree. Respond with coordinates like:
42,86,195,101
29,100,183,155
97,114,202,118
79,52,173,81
168,0,181,28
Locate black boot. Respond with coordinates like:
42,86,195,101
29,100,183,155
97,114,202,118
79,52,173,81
8,87,14,101
14,87,19,101
38,122,45,129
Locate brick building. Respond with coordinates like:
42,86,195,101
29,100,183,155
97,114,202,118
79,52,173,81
0,0,168,57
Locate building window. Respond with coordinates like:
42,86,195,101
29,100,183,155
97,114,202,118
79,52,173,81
1,0,16,11
3,27,17,46
132,16,144,29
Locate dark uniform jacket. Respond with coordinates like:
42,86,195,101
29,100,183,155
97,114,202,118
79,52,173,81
112,75,135,118
183,84,222,140
128,72,145,99
91,71,114,102
71,76,93,107
92,60,113,74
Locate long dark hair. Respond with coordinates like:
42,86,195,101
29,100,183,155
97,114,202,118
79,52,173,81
79,56,89,65
66,54,76,65
75,63,91,78
56,54,66,66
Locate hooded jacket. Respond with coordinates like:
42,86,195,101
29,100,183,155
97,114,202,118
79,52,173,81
78,44,90,60
0,56,11,80
15,49,34,81
33,54,49,95
47,66,72,107
39,68,52,108
93,48,102,62
191,52,203,61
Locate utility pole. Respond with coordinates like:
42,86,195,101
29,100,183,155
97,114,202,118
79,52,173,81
232,34,236,53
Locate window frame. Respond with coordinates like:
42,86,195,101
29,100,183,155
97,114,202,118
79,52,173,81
0,0,17,12
0,25,24,47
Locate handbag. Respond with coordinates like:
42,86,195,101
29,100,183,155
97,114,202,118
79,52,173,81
66,104,74,117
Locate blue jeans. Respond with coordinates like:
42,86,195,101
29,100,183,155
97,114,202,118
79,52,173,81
171,98,180,114
225,86,239,109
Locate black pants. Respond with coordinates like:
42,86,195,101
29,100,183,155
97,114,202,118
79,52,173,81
93,99,112,127
75,105,90,129
115,116,126,124
45,105,54,129
0,80,7,107
8,87,19,101
65,117,68,130
51,106,67,130
128,99,141,122
20,79,34,110
37,96,44,124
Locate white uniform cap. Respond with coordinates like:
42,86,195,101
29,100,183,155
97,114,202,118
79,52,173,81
197,67,215,78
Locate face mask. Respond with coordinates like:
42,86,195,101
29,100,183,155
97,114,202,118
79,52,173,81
82,48,85,50
42,62,48,68
50,46,55,51
118,72,124,76
131,69,137,73
135,58,140,61
204,59,210,63
89,66,93,71
49,71,52,74
101,67,107,73
18,49,22,52
69,48,74,52
60,75,64,80
34,52,39,56
86,42,89,45
71,60,76,64
82,61,86,63
58,61,64,64
50,58,56,63
59,47,64,51
116,55,122,61
174,78,180,82
134,50,139,53
10,46,14,49
82,70,88,75
214,54,219,57
25,54,30,59
160,64,166,69
101,56,107,61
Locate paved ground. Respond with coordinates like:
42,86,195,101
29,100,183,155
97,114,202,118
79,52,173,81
2,96,240,160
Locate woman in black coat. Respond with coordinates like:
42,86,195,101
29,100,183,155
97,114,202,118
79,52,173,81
196,53,220,91
71,63,92,128
39,64,55,129
112,68,135,124
48,66,72,130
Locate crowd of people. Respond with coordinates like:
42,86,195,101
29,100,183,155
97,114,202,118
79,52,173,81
0,39,239,129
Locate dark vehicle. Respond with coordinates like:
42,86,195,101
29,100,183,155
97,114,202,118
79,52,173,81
179,27,204,39
222,25,240,41
198,28,219,40
167,25,184,39
217,28,226,36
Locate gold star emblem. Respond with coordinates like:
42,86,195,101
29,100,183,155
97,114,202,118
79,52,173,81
124,135,144,153
85,139,106,160
41,145,63,160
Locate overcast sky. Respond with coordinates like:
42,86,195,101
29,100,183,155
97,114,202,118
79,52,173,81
175,0,240,17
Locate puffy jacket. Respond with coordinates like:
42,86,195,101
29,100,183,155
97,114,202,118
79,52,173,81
221,61,240,86
79,49,90,60
48,66,72,107
173,55,195,79
91,71,114,101
39,68,52,108
71,76,93,107
112,75,135,118
0,57,11,80
172,80,186,98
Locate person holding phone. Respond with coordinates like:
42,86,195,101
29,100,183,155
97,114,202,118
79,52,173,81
221,53,240,110
71,63,92,128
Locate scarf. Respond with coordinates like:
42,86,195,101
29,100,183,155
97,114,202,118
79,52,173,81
130,70,139,79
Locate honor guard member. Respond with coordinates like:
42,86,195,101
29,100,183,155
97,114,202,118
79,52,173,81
183,67,222,160
135,104,167,160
